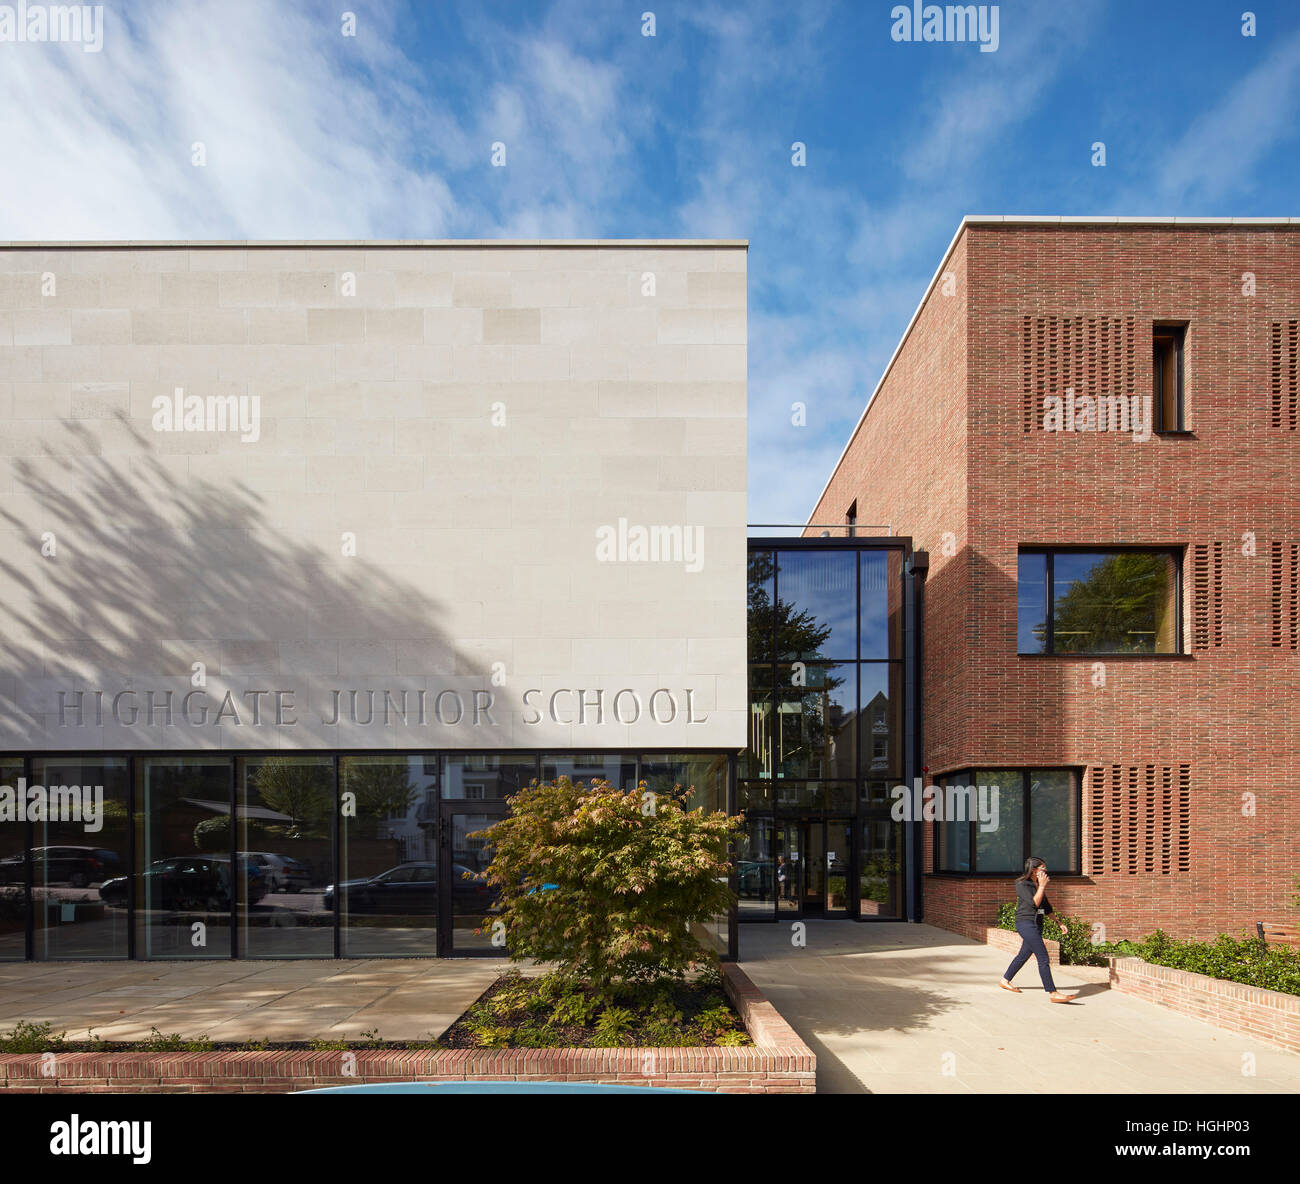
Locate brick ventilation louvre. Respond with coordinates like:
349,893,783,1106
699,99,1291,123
1270,541,1300,649
1021,315,1137,431
1087,764,1191,875
1270,321,1299,430
1189,543,1224,650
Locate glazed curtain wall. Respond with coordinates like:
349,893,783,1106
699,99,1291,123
0,751,730,961
740,545,908,919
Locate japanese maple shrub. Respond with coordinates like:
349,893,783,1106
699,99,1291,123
472,776,740,999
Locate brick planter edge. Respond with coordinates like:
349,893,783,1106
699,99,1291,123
0,964,816,1094
1109,956,1300,1056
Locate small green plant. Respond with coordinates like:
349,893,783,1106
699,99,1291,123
307,1036,349,1051
716,1029,748,1047
139,1027,212,1052
0,1020,67,1053
238,1037,270,1051
470,1025,512,1049
692,1004,737,1038
360,1028,384,1048
592,1006,636,1047
552,990,600,1027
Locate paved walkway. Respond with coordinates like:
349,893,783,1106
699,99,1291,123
0,958,513,1043
737,921,1300,1094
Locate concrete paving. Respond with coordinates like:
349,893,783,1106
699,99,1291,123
0,958,514,1043
737,921,1300,1094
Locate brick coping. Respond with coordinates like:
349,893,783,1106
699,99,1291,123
0,964,816,1094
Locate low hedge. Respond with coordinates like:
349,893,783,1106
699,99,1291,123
996,902,1300,996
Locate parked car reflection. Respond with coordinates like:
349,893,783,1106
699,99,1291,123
99,855,267,911
0,846,123,888
323,862,490,914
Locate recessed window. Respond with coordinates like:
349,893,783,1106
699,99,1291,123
936,769,1079,874
1018,549,1180,654
1152,323,1186,431
846,501,857,538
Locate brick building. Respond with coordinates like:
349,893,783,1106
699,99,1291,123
809,216,1300,943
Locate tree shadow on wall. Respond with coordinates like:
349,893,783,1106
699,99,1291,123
0,413,513,746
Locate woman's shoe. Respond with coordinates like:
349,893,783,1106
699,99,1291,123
998,980,1021,993
1048,991,1076,1004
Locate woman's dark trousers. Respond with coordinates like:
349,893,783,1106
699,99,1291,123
1003,921,1057,992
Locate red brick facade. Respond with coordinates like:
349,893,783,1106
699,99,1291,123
811,218,1300,943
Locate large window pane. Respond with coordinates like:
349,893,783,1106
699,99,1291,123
736,816,773,918
541,754,635,789
859,817,904,918
237,756,334,958
1017,552,1048,653
743,687,773,778
338,756,436,957
748,550,777,663
861,550,903,659
443,754,535,800
973,769,1024,873
134,757,234,959
1029,770,1077,872
859,663,902,778
1051,551,1178,654
639,754,727,810
0,759,28,960
32,757,129,960
937,812,971,873
775,550,857,661
775,663,855,779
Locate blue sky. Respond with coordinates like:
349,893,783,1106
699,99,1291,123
2,0,1297,526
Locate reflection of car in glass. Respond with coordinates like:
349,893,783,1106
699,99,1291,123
736,860,771,897
246,852,311,893
0,846,122,888
322,862,489,914
99,856,266,910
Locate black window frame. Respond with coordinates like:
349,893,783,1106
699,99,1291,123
1152,322,1187,433
933,767,1082,876
1018,545,1184,656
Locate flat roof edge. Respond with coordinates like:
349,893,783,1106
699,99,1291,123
0,239,749,249
963,215,1299,226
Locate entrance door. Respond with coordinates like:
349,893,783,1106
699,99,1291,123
773,819,855,919
824,818,853,918
438,802,508,957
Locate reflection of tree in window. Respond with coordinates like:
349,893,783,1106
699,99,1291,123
1053,552,1175,653
748,551,833,661
339,760,417,839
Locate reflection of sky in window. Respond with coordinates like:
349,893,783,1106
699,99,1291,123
1017,553,1047,652
775,551,856,659
860,552,891,658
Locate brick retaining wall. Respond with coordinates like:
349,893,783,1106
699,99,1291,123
1109,957,1300,1056
0,964,816,1095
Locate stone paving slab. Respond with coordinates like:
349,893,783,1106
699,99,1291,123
0,958,512,1043
738,921,1300,1094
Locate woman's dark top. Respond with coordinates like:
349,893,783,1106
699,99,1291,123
1015,877,1054,926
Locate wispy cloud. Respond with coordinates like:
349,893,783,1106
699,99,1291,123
1153,25,1300,203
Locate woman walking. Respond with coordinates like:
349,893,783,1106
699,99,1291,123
999,857,1076,1003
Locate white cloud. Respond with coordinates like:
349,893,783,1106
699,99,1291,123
1154,27,1300,203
